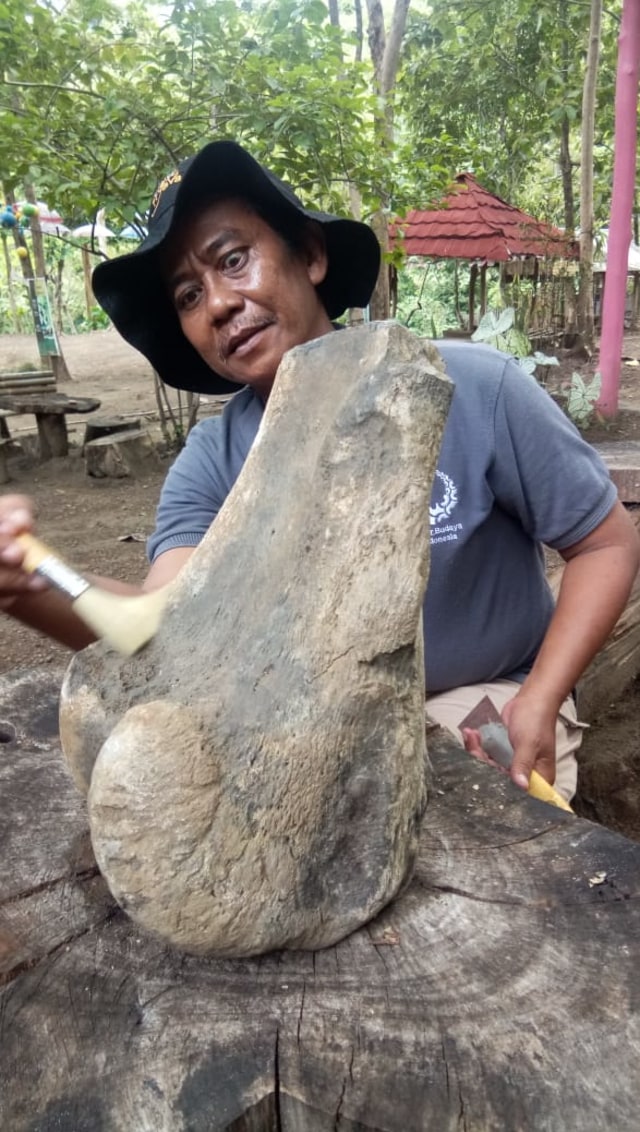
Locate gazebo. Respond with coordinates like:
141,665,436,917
391,173,578,332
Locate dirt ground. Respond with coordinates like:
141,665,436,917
2,327,640,839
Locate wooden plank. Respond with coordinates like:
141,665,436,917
0,384,55,392
0,376,55,386
1,668,640,1130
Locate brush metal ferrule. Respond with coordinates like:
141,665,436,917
33,555,91,601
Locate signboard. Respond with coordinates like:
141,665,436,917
25,277,60,358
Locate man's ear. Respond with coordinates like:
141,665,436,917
304,222,329,286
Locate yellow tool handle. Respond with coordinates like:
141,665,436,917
478,721,574,813
15,531,60,573
528,768,574,813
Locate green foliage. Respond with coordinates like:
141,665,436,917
72,305,111,332
395,259,464,337
0,0,405,227
567,371,602,429
471,306,559,379
398,0,622,230
472,308,522,353
0,0,626,346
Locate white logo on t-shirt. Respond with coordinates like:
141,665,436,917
430,470,458,524
430,470,462,545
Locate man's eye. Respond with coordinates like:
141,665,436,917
222,248,246,271
176,286,200,311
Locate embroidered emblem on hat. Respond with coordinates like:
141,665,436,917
151,169,183,216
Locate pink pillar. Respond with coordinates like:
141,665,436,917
597,0,640,416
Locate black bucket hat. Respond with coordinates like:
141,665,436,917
92,140,381,395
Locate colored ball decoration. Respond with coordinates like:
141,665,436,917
16,246,28,259
21,202,38,217
1,205,17,229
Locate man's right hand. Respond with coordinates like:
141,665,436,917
0,494,48,611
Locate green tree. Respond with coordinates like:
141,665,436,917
0,0,401,226
397,0,621,227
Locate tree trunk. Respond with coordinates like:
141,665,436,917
366,0,386,88
1,232,20,333
354,0,363,60
559,113,578,338
577,0,603,352
597,0,640,417
379,0,410,97
365,0,412,320
85,428,160,478
81,246,94,317
20,184,73,383
558,1,577,235
368,210,390,320
5,668,640,1130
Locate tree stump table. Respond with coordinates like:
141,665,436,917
84,427,160,478
82,415,142,450
2,667,640,1130
0,392,101,459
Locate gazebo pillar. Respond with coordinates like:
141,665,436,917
469,263,477,329
479,263,488,317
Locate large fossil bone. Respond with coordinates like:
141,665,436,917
60,322,452,956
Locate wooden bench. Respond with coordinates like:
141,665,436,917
0,370,57,440
0,391,101,459
0,368,56,395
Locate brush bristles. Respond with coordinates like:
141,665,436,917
73,586,170,656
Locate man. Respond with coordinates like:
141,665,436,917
0,139,638,800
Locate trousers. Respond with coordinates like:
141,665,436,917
425,679,584,802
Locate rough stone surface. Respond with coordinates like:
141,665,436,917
59,322,452,956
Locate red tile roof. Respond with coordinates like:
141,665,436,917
391,173,577,262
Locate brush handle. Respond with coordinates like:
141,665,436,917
478,722,573,813
17,532,91,601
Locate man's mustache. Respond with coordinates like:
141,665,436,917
217,317,277,362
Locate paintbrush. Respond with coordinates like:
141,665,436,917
17,532,170,656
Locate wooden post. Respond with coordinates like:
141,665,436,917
468,262,477,329
479,262,488,317
21,184,73,383
36,412,68,458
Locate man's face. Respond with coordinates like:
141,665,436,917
162,199,333,398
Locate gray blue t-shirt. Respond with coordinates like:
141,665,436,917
148,340,617,693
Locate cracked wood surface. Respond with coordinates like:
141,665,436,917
2,668,640,1131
